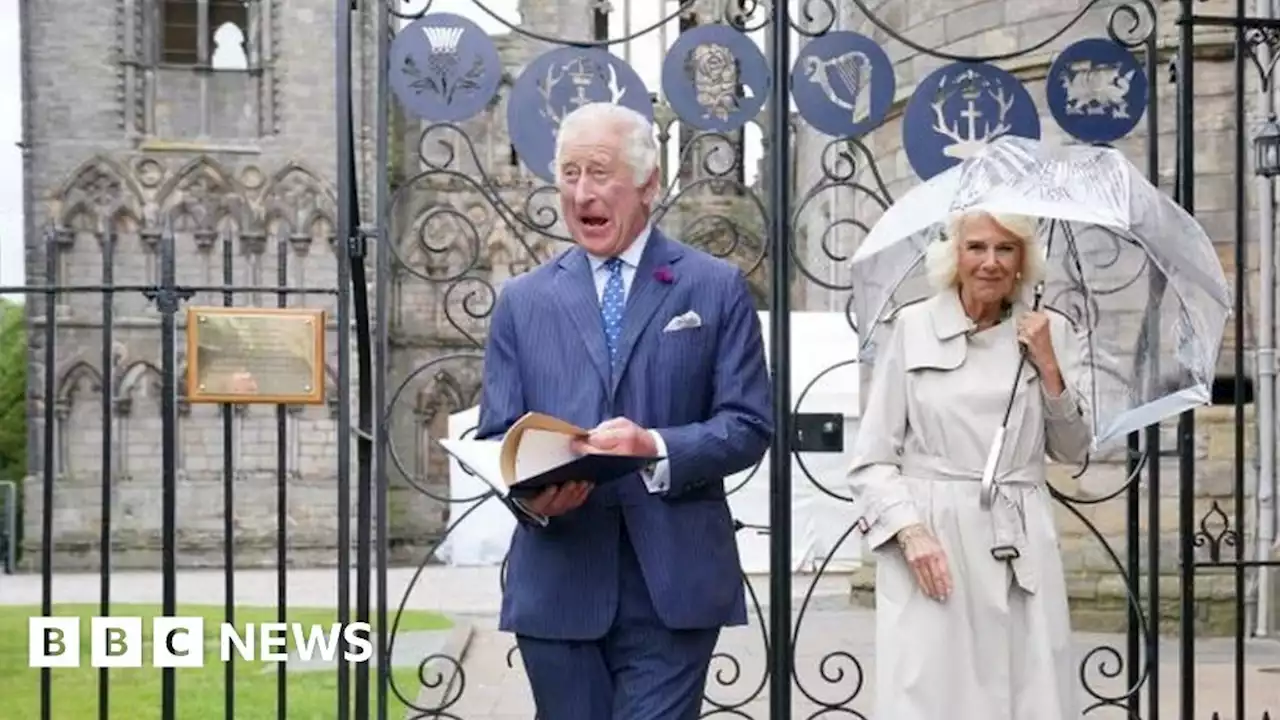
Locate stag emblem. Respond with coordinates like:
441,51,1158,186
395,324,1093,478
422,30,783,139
929,68,1017,159
537,55,629,127
1061,61,1134,118
801,50,873,124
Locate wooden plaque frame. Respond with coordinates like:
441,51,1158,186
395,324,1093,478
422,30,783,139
185,306,326,405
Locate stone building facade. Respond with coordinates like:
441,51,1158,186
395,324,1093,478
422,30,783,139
19,0,382,568
18,0,1269,634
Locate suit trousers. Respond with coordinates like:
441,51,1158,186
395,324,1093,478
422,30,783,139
516,514,721,720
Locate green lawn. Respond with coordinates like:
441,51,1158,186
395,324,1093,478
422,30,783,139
0,603,454,720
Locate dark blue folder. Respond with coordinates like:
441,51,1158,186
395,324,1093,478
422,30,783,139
506,453,665,499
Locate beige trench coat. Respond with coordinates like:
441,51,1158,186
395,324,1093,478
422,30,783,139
848,288,1091,720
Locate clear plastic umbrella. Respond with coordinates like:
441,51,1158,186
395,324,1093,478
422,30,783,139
850,136,1232,465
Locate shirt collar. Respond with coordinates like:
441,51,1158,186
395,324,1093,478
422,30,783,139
586,223,653,272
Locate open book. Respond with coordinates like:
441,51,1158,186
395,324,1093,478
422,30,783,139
438,412,661,503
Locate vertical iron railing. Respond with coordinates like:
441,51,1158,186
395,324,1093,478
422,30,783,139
335,0,378,718
219,228,237,720
0,480,16,574
274,233,292,719
767,2,794,717
39,229,57,720
373,1,394,718
154,225,184,719
1125,15,1164,719
1174,3,1198,719
335,0,356,709
97,229,114,720
1231,2,1249,719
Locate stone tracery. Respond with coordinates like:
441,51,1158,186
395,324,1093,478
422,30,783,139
31,153,350,567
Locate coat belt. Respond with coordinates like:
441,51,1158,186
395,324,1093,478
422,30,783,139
901,454,1043,594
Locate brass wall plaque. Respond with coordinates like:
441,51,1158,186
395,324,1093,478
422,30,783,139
186,307,326,405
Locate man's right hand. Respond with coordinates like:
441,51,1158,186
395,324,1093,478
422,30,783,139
896,523,952,602
524,481,593,517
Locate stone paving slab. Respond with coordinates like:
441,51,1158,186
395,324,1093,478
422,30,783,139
4,567,1280,718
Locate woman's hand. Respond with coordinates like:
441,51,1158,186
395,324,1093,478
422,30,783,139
1016,311,1065,396
896,524,952,601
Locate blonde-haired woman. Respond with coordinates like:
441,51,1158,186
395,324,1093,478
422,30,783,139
848,209,1090,720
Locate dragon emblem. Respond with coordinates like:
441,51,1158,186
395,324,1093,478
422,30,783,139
1061,61,1135,118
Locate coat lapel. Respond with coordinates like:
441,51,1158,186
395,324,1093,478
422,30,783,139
611,230,682,394
553,248,611,389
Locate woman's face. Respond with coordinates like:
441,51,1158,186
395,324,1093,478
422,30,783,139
955,213,1024,305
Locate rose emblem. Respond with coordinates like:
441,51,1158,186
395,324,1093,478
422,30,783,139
685,43,740,123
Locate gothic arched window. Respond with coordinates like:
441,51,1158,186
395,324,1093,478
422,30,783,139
160,0,250,68
160,0,198,64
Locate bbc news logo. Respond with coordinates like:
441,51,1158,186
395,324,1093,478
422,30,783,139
28,617,375,668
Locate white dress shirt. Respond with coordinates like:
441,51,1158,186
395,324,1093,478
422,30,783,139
583,224,672,495
512,226,674,525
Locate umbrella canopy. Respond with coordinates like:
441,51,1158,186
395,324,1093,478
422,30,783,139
851,136,1231,450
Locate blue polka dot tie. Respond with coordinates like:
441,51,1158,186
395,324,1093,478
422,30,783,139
600,257,626,368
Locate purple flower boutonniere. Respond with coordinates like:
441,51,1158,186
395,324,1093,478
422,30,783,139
654,266,675,284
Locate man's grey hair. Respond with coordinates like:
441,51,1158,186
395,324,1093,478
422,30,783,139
553,103,659,187
924,209,1047,301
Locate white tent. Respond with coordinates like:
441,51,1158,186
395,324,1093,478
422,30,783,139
435,311,865,574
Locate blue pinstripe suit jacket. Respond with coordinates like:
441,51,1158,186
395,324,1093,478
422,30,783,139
475,229,774,641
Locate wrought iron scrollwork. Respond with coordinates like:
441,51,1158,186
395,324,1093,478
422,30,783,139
1193,500,1240,564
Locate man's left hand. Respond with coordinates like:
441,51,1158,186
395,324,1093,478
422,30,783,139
572,417,658,457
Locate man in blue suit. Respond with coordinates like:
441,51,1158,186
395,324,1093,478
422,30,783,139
474,101,774,719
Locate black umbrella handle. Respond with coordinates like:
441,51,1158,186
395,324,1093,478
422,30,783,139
986,218,1058,510
999,218,1057,427
1000,303,1042,428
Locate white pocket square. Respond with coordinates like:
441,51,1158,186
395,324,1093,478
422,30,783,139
663,311,702,332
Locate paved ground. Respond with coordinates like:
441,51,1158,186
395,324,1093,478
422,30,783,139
4,566,1280,718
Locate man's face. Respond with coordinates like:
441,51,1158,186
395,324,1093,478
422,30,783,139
556,123,656,257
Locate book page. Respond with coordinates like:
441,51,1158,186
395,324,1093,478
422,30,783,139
513,429,580,483
437,439,509,497
513,413,588,436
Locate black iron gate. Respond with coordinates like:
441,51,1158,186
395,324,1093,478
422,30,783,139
364,0,1273,717
8,0,1277,717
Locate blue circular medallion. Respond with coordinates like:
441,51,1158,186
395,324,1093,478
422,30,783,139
901,62,1041,181
388,13,503,123
507,47,654,183
662,24,771,133
1046,38,1148,144
790,32,895,138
